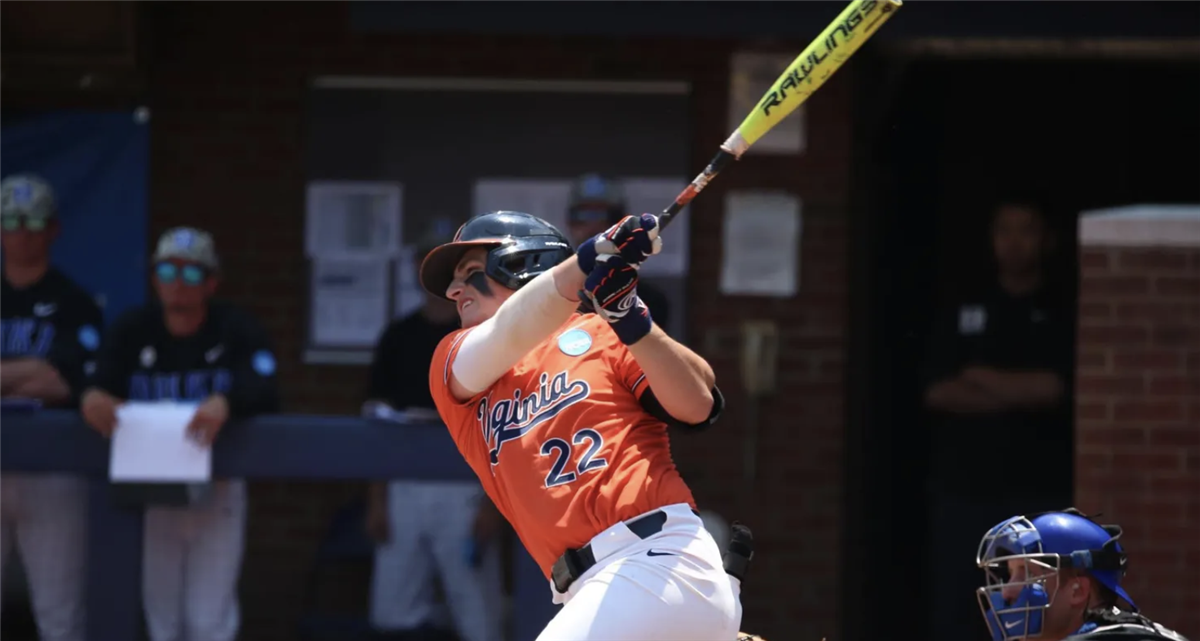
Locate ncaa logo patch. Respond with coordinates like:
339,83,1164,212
557,328,592,357
252,350,276,376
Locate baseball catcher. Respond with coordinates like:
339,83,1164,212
976,508,1190,641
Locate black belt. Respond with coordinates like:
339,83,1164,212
551,509,681,594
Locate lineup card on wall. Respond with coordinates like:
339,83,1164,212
305,181,403,259
310,257,391,347
305,180,403,352
719,191,802,297
471,177,690,277
472,179,573,235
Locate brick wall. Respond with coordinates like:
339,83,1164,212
145,4,853,640
1074,209,1200,640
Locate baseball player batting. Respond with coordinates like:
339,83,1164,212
976,508,1190,641
422,211,740,640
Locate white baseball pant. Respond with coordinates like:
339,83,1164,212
0,472,88,641
142,478,246,641
538,503,743,641
370,480,503,641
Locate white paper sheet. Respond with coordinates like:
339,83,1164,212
311,257,391,347
110,402,209,483
305,181,403,258
720,192,803,297
472,179,573,233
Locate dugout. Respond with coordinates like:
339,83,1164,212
844,35,1200,641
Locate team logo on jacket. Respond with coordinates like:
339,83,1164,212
479,370,590,465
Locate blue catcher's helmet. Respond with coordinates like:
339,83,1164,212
419,211,574,300
976,509,1135,641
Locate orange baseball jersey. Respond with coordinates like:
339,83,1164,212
429,312,697,578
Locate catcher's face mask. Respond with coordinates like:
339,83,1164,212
976,517,1063,641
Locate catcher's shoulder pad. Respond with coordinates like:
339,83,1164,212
1065,608,1191,641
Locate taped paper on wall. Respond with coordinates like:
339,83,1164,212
472,179,573,234
720,192,802,297
306,181,403,258
310,257,391,346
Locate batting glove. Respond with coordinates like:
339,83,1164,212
576,213,663,275
584,254,652,345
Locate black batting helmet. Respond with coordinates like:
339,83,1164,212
419,211,574,300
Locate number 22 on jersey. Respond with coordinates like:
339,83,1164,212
541,428,608,488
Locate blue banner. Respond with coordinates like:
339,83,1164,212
2,110,149,323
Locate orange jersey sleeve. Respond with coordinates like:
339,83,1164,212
428,313,696,578
428,328,505,502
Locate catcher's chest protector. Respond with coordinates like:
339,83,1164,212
1065,609,1191,641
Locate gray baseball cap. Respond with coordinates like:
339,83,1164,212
153,227,219,270
1,174,58,221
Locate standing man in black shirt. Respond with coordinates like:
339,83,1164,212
80,227,279,641
0,174,102,641
922,201,1075,641
364,235,504,641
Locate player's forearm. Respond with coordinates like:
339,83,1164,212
0,359,39,393
627,325,714,424
453,265,581,394
924,379,1006,414
2,360,70,403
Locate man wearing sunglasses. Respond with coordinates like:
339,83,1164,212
0,173,103,641
81,227,279,641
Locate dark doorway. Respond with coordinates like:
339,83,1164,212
843,56,1200,641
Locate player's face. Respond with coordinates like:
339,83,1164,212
1003,559,1075,640
153,259,216,312
992,206,1045,275
447,248,513,328
0,217,57,265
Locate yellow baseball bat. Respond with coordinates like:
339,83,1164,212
657,0,902,230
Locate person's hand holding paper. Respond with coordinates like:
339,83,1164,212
109,402,212,483
186,394,230,446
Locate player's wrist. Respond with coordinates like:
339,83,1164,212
608,297,652,345
551,260,584,302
